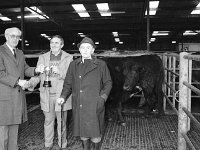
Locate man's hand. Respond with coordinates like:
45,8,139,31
57,97,65,105
17,79,27,90
35,64,45,74
24,81,34,91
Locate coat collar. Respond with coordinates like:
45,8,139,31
76,55,98,77
76,55,98,65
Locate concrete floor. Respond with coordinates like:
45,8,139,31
19,94,200,150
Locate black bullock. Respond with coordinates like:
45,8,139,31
103,54,164,125
122,55,164,117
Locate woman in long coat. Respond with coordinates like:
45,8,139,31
57,37,112,150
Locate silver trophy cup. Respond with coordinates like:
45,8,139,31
43,66,52,87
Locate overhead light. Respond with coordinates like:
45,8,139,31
25,6,49,19
0,16,11,21
119,41,123,44
72,4,86,11
150,38,156,42
96,3,109,10
191,2,200,14
152,31,169,36
100,12,111,16
78,12,90,17
95,42,99,45
80,34,85,37
78,33,86,37
115,38,120,42
145,1,159,16
17,14,46,19
97,3,111,16
0,13,11,21
40,33,51,40
149,1,160,8
72,4,90,17
183,30,198,36
191,9,200,14
172,41,176,44
41,34,46,36
112,32,118,37
145,10,157,15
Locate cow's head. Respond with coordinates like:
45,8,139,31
123,61,144,91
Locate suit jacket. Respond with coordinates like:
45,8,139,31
0,43,35,125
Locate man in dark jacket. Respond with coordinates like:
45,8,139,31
57,37,112,150
0,27,43,150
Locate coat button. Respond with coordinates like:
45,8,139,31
79,76,81,78
80,105,82,107
80,90,83,93
18,89,20,92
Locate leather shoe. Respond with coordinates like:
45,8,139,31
44,145,53,150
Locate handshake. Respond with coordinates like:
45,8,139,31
17,79,35,91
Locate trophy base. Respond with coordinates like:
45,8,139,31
43,81,52,87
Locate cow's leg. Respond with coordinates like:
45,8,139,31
138,91,145,108
117,101,126,126
105,102,113,121
142,91,151,118
156,90,164,117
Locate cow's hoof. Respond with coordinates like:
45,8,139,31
119,121,126,126
108,118,113,121
156,114,162,118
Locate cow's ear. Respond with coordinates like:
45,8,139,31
138,66,145,73
115,66,121,72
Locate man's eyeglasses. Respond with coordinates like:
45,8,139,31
8,34,21,39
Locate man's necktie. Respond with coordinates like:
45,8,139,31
13,49,16,58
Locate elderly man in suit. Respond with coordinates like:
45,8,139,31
0,27,43,150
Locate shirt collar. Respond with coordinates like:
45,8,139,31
51,50,62,56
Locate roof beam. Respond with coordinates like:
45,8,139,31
0,0,193,9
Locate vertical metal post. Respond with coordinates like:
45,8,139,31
187,59,192,131
178,52,189,150
146,0,150,51
20,0,25,51
60,104,63,149
163,54,167,112
172,56,176,107
168,56,172,97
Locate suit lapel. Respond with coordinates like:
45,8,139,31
2,44,17,62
